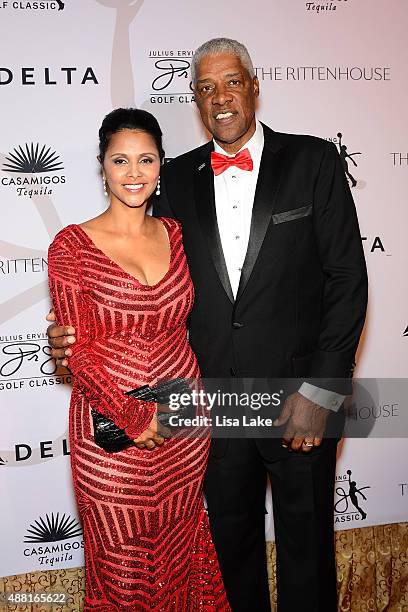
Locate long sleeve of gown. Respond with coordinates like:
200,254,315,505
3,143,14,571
48,232,156,439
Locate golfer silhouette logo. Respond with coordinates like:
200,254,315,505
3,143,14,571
337,132,362,188
335,469,370,520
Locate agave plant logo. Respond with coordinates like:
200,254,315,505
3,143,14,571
0,456,6,466
24,513,82,543
2,143,64,174
403,326,408,337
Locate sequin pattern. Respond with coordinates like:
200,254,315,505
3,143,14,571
48,218,230,611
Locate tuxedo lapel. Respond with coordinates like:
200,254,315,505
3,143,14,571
194,143,234,304
236,127,287,302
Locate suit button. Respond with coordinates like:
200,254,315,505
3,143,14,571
232,322,244,329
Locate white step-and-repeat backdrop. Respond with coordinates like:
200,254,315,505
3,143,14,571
1,0,407,577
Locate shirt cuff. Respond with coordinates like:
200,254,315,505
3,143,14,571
298,382,345,412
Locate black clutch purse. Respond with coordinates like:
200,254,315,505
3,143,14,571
92,379,193,453
91,409,134,453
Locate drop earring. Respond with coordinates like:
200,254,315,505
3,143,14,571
156,177,161,196
103,177,108,196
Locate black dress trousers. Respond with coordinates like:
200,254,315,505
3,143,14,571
204,435,338,612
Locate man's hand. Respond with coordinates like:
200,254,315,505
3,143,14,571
134,412,171,450
273,391,329,453
46,309,76,367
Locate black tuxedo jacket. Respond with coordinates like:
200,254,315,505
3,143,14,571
154,124,367,396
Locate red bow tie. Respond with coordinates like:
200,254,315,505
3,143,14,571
210,148,253,176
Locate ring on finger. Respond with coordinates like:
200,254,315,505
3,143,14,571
303,440,314,447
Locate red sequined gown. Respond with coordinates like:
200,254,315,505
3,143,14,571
48,218,230,611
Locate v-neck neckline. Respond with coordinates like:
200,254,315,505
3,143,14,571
73,217,173,288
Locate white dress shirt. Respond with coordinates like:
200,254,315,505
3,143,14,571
213,120,264,297
213,120,344,412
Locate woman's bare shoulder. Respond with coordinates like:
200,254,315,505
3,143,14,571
78,213,107,232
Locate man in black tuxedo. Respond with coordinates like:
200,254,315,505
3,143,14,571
155,38,367,611
48,38,367,611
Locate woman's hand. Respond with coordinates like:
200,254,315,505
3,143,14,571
134,410,171,450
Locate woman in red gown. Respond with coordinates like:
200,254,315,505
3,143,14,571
48,108,230,611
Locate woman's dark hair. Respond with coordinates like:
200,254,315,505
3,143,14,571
98,107,165,162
